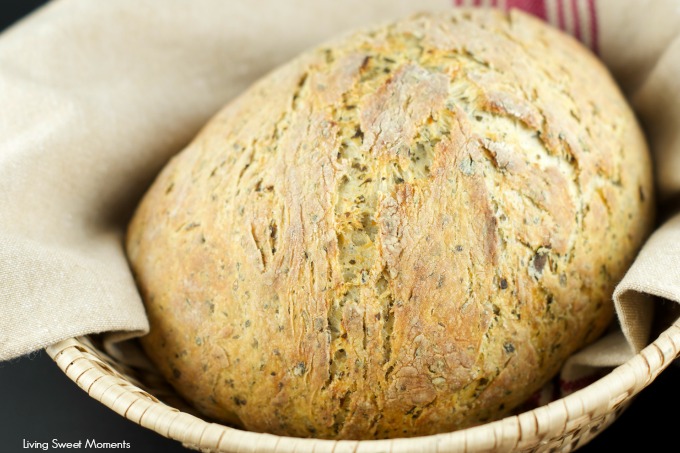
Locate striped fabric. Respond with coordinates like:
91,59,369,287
453,0,599,53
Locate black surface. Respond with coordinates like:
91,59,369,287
1,2,679,452
0,0,48,32
0,352,190,453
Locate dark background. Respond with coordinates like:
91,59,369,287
1,2,677,452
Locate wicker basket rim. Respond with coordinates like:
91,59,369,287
46,317,680,453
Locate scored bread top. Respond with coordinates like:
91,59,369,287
126,9,654,440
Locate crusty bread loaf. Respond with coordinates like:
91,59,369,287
126,9,654,440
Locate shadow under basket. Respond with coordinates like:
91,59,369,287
46,318,680,453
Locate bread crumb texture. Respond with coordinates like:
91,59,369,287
126,9,654,440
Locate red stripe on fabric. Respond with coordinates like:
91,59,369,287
571,0,582,41
505,0,548,21
557,0,566,30
588,0,599,54
473,0,482,6
559,375,600,393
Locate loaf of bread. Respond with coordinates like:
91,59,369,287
126,9,654,440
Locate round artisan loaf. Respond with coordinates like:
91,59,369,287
126,9,654,440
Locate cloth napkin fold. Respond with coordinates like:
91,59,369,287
1,0,679,394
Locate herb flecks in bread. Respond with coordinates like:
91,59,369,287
126,9,654,440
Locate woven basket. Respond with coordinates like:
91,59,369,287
45,316,680,453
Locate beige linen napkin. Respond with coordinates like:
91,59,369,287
1,0,679,392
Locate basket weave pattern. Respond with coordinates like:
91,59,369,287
46,319,680,452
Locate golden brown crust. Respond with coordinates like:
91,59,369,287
126,9,655,440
